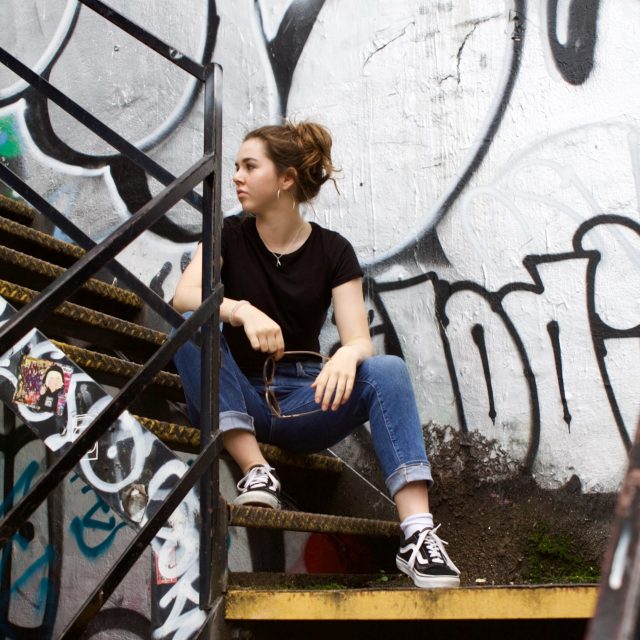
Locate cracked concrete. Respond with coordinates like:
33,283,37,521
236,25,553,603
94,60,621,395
438,14,502,86
363,21,414,69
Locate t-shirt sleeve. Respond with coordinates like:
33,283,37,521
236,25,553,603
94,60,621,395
220,214,245,263
331,236,364,289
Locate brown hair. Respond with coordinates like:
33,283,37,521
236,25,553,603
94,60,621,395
244,120,336,203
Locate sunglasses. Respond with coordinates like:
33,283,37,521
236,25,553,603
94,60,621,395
263,351,329,419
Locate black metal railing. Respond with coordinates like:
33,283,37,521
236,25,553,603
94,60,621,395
0,0,225,637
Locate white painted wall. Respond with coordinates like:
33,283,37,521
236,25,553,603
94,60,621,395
1,0,638,498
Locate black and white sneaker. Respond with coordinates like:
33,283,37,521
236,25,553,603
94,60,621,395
232,464,281,509
396,525,461,588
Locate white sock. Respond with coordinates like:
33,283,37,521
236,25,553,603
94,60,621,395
401,512,434,540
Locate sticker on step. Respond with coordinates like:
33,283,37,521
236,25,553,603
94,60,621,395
13,356,72,417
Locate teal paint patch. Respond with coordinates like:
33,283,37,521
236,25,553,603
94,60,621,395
0,116,21,158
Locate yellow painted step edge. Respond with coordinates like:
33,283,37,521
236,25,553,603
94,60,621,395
225,585,598,621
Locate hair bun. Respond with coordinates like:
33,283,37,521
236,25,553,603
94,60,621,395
289,121,335,197
245,120,338,202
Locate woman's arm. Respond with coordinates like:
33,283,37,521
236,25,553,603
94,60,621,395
172,243,285,357
172,244,205,313
312,277,374,411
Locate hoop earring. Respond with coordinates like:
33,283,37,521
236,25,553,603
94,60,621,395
290,196,296,211
277,189,281,201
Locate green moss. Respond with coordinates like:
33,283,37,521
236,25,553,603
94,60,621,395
305,582,347,590
526,529,599,584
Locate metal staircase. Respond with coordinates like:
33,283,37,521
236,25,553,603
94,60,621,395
0,1,226,636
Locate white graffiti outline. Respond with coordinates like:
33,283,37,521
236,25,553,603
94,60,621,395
77,404,152,492
0,0,80,101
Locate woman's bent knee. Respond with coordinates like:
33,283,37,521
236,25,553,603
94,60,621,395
359,354,409,381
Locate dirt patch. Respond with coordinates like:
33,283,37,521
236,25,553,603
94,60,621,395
424,423,616,586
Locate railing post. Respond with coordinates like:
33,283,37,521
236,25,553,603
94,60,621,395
199,62,227,631
586,418,640,640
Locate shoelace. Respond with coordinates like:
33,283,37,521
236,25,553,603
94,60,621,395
422,527,446,563
237,465,278,492
407,524,460,573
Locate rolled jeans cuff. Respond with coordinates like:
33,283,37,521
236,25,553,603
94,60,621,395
219,410,255,433
385,462,433,499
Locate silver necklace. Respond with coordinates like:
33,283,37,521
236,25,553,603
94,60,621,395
262,221,306,267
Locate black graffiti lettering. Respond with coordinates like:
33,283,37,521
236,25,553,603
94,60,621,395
472,324,497,425
547,320,572,430
547,0,601,85
574,215,640,449
150,261,173,298
254,0,326,115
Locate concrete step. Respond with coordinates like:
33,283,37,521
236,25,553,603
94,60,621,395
225,575,597,621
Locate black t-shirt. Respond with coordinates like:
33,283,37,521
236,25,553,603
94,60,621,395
221,214,364,374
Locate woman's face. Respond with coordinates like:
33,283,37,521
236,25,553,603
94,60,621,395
233,138,281,214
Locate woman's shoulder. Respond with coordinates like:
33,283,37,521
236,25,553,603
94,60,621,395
223,212,253,232
310,221,351,245
309,222,355,255
213,213,254,247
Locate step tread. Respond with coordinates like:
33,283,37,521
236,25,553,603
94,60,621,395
0,195,35,225
0,245,141,310
0,213,84,263
225,583,598,621
50,339,180,389
0,279,165,347
228,505,400,538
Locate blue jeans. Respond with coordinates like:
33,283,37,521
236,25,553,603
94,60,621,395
173,326,432,498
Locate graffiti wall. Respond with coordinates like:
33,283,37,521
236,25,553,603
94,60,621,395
0,414,150,638
3,0,639,492
1,0,639,632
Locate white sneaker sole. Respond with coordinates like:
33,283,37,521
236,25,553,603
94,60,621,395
396,556,461,589
232,490,281,509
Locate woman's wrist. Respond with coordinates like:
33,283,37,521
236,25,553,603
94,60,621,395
336,344,365,365
229,300,251,326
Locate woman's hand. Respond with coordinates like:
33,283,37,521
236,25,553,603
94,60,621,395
311,346,360,411
234,303,285,359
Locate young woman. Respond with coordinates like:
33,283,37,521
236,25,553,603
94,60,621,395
172,121,460,588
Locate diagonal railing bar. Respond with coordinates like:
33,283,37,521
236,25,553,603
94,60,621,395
0,290,220,547
60,432,223,638
0,47,203,213
0,153,213,356
78,0,206,80
0,162,185,329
